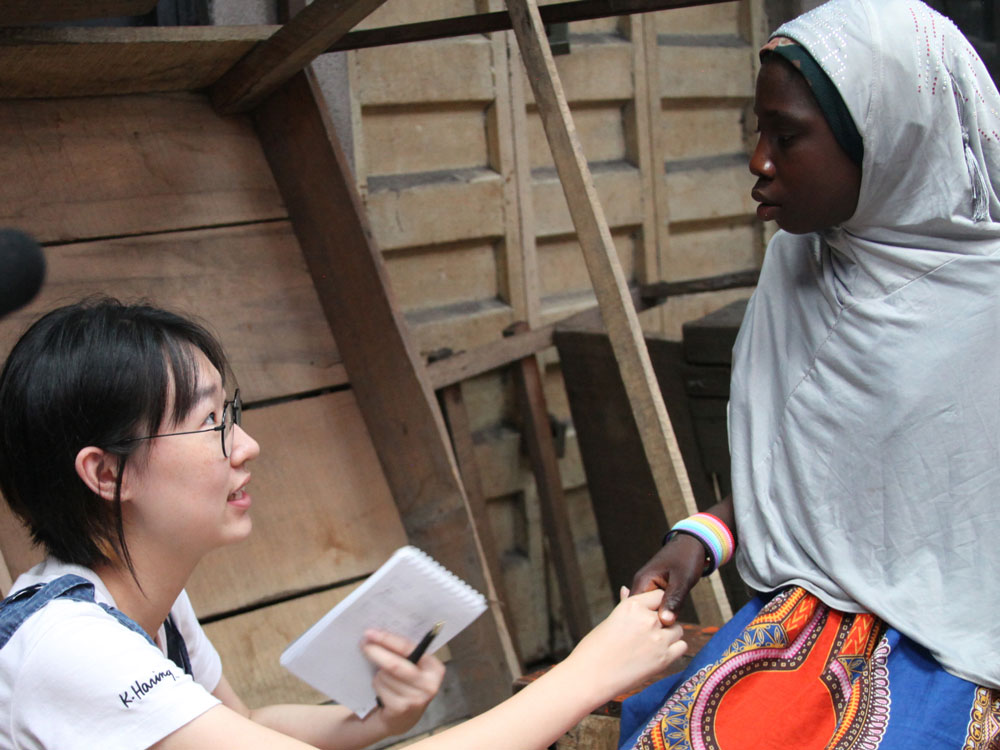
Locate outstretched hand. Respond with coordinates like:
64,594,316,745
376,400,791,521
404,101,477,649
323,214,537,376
361,630,446,736
565,587,687,703
629,533,706,624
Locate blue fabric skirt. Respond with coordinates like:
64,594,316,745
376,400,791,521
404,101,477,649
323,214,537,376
619,587,999,749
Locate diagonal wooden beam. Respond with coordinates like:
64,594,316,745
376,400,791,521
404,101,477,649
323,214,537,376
506,0,731,625
211,0,389,114
253,68,521,711
326,0,733,52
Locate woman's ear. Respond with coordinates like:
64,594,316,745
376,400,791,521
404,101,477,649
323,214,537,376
75,446,124,502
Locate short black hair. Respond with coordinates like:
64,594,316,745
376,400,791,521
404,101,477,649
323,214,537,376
0,297,230,571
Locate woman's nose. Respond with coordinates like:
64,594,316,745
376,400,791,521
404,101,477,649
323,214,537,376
749,136,775,179
230,424,260,465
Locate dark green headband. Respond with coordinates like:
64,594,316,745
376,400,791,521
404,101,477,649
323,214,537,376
765,44,864,166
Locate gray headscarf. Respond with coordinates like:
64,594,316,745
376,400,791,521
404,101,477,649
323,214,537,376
730,0,1000,687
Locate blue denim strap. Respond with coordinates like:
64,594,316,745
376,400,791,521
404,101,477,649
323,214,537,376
0,573,153,650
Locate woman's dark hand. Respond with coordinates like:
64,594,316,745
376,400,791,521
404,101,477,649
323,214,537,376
629,533,707,625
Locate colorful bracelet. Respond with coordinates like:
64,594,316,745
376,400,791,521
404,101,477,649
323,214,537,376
665,512,735,576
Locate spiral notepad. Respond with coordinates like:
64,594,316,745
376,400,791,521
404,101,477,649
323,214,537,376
280,546,487,717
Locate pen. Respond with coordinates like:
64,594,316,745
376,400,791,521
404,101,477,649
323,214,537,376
407,621,444,663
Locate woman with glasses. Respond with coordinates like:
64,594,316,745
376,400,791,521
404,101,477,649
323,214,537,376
0,297,686,750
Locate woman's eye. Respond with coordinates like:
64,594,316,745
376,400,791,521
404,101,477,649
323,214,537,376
203,411,219,427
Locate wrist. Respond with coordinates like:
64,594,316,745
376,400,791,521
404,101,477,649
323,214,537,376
664,512,735,576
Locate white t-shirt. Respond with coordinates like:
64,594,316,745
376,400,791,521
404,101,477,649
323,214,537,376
0,559,222,750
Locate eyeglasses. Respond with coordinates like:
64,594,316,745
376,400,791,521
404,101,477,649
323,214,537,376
119,389,243,458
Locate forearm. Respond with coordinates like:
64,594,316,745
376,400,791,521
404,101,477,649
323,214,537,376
408,657,601,750
248,703,394,750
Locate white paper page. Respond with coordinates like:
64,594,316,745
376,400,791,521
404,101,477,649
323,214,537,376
280,546,487,717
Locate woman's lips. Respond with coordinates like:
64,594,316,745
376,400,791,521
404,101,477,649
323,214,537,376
751,188,780,221
228,485,251,509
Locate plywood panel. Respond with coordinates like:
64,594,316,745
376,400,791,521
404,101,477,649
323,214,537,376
665,159,755,222
528,104,628,169
405,300,515,356
366,172,505,250
364,106,491,176
654,3,742,34
188,391,408,617
386,241,500,311
521,41,634,104
660,101,749,161
357,39,494,106
0,223,347,403
537,231,636,298
658,44,755,99
662,219,760,278
0,93,286,245
0,26,273,99
532,165,643,237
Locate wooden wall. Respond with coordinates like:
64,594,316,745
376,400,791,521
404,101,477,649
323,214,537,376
340,0,767,661
0,90,412,711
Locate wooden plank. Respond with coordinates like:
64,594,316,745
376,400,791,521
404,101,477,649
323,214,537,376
531,165,643,238
421,270,755,390
507,0,729,625
364,109,493,178
325,0,737,52
0,26,274,99
665,157,757,222
507,323,592,642
406,300,517,359
0,93,286,245
366,172,505,251
528,108,632,167
356,37,494,106
253,69,520,710
501,25,542,328
385,241,502,313
537,232,637,300
211,0,390,114
520,42,634,105
658,43,755,100
437,381,522,666
0,1,158,25
0,223,347,403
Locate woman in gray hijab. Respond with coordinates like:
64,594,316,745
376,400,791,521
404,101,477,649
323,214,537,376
622,0,1000,747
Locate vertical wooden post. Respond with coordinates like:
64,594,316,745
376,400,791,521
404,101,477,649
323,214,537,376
506,0,730,624
507,323,592,642
253,69,520,710
436,375,523,667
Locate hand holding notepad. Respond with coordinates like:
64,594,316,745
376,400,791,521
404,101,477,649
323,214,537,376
280,546,488,717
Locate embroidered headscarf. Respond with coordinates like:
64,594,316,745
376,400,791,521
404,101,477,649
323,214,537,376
730,0,1000,687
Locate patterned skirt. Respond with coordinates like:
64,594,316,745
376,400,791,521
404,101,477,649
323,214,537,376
619,587,1000,750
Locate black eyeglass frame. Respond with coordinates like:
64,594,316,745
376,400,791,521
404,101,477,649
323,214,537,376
116,389,243,458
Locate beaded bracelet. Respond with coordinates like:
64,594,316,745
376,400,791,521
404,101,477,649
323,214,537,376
664,512,735,577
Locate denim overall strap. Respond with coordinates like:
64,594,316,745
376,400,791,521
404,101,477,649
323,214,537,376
0,574,153,650
164,614,192,676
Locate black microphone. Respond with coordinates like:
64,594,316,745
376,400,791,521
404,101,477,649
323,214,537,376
0,229,45,318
